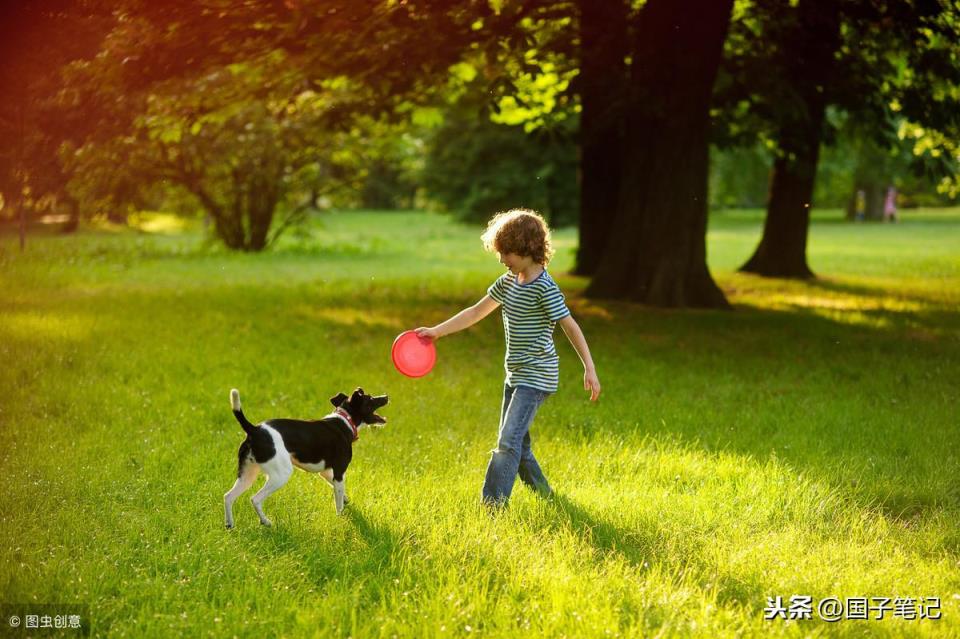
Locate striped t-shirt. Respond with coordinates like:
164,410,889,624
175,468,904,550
487,269,571,392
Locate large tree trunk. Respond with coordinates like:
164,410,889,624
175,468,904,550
845,183,885,221
248,169,279,251
106,209,129,225
61,196,80,234
573,0,628,276
585,0,733,307
741,151,819,278
862,181,885,220
740,0,841,278
176,156,280,252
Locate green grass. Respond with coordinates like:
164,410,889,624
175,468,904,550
1,208,958,638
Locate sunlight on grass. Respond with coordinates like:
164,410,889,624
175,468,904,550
777,293,925,313
83,210,198,234
294,305,406,330
566,298,616,321
717,270,957,335
128,211,196,234
0,311,95,342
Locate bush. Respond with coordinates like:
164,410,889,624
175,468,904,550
422,105,578,227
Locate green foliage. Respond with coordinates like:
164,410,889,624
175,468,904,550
416,10,581,227
709,146,771,209
899,121,960,199
351,119,425,211
0,3,112,226
65,39,398,250
422,94,578,227
716,0,960,200
486,17,578,135
710,124,958,211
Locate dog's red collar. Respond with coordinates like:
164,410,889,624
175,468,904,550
330,407,359,441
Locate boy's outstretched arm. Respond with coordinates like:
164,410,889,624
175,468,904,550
415,295,500,340
558,315,601,401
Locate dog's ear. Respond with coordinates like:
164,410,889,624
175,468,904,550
330,392,348,407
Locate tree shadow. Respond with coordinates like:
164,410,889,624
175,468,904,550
797,276,958,317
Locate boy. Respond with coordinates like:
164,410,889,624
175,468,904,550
415,209,601,505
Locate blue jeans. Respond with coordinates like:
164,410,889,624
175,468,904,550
482,384,552,504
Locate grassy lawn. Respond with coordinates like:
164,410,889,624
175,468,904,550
1,208,958,637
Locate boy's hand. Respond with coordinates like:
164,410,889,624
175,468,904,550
414,326,440,341
584,369,601,401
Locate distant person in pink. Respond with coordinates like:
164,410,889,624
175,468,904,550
883,186,899,223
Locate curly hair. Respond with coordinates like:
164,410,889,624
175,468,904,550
481,208,555,265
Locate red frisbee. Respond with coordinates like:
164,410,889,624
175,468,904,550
391,330,437,378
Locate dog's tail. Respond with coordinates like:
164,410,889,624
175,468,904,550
230,389,257,436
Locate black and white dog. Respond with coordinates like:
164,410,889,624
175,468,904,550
224,388,388,528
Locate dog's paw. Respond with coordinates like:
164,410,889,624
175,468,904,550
259,519,273,527
225,523,234,530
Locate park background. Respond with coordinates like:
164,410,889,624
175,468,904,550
2,1,959,637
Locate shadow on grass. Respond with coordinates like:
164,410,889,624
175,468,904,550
540,493,768,607
796,277,958,321
545,493,654,568
241,503,406,593
345,505,403,564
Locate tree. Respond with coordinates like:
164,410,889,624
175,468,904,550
67,42,389,249
487,0,734,305
46,0,513,249
584,0,734,307
739,0,841,278
717,0,959,278
422,89,578,225
573,0,627,276
102,0,737,303
0,0,112,247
